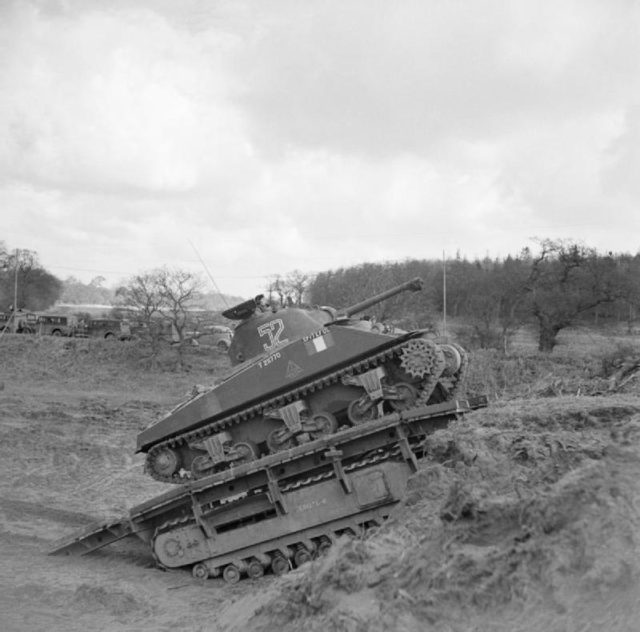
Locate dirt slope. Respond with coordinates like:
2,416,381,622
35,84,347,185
1,333,640,631
246,397,640,631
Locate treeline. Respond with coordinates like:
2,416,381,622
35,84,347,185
5,238,640,356
308,239,640,352
0,238,240,316
60,276,115,305
0,246,62,311
0,243,113,311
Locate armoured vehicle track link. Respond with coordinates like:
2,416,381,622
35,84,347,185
50,396,487,584
146,335,467,484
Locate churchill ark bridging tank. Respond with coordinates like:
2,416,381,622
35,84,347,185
140,278,468,483
52,277,486,583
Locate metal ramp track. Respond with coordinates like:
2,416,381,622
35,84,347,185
50,518,140,556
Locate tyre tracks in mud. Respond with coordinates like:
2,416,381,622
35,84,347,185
1,498,95,528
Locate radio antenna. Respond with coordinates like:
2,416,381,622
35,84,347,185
188,239,230,309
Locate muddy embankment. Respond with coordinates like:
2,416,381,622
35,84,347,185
1,332,640,631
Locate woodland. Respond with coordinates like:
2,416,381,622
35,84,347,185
2,238,640,354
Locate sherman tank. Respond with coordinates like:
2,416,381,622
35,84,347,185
138,277,468,483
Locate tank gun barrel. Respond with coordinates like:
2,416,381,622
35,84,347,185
340,277,424,318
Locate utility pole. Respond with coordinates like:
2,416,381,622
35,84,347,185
0,249,18,339
13,249,19,333
442,249,447,339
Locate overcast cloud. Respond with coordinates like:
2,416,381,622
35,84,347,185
1,0,639,297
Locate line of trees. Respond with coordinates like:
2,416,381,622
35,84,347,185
4,238,639,357
307,240,638,352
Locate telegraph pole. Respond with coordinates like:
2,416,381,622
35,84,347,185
442,249,447,339
13,249,19,333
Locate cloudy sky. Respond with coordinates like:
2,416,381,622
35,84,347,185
2,0,639,297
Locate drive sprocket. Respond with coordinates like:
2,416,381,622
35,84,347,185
399,338,444,379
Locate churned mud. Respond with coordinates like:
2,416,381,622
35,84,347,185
1,334,640,631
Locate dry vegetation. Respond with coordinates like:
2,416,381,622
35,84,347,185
1,328,640,631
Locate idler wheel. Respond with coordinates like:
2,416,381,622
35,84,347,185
271,555,290,576
389,382,418,412
223,564,242,584
308,411,338,440
440,344,462,375
247,560,265,579
148,447,181,478
347,397,377,425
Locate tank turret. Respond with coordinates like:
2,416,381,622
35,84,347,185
223,277,425,366
137,277,467,484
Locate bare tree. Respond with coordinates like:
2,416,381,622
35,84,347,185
266,274,286,308
284,270,311,306
156,268,204,369
116,272,166,367
117,268,203,369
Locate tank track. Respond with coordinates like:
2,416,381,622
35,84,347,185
150,444,402,580
146,337,466,484
413,340,468,407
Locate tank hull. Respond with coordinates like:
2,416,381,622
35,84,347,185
139,323,467,483
137,326,404,451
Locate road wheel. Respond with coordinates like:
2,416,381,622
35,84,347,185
266,428,296,453
293,546,312,567
308,411,338,440
223,564,242,584
231,441,258,465
389,382,418,412
347,397,377,425
246,560,264,579
271,555,289,576
192,563,209,580
316,538,332,557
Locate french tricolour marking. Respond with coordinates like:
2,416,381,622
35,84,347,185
304,330,334,355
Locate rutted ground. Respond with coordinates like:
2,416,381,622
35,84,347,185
247,396,640,631
0,336,255,632
1,333,640,631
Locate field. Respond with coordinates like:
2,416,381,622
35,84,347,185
1,329,640,631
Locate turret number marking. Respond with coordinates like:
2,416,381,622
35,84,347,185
258,318,289,352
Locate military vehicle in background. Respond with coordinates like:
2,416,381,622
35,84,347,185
36,314,85,337
0,310,38,334
84,318,132,340
198,323,233,351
